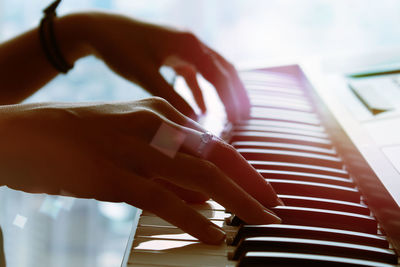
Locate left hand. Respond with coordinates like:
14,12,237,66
71,12,250,121
0,98,280,244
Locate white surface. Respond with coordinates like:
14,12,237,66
382,145,400,175
303,58,400,207
365,117,400,146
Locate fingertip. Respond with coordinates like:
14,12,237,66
203,224,226,244
239,105,251,121
276,198,285,206
199,102,207,114
188,110,199,120
226,109,240,123
264,209,282,224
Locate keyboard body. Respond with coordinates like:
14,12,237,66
123,65,400,266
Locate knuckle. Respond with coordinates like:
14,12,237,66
135,107,159,120
180,31,199,44
132,108,163,132
226,61,236,73
215,138,235,152
181,31,197,41
150,96,174,110
147,97,186,121
136,97,154,107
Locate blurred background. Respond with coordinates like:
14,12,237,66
0,0,400,266
1,0,400,103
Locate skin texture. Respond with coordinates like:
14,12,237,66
0,12,281,244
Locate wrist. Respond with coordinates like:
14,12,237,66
54,13,95,65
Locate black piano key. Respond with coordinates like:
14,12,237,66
248,160,349,178
237,252,396,267
278,195,370,215
227,215,244,226
232,237,397,263
230,224,389,248
267,179,361,203
229,206,376,234
233,141,336,155
232,132,332,149
239,149,343,169
233,125,328,138
260,170,354,187
237,119,325,132
270,206,377,234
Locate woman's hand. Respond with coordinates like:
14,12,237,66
0,98,280,244
74,12,250,122
0,11,249,119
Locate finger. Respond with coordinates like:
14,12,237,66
124,120,281,208
118,170,226,244
98,51,197,119
206,48,251,120
138,64,197,120
179,129,282,208
174,33,240,121
113,129,280,224
174,65,207,113
149,152,281,225
136,97,206,133
206,138,282,207
153,178,210,203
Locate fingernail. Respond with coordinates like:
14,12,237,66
205,224,226,244
264,210,282,224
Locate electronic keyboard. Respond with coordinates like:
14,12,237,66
123,65,400,266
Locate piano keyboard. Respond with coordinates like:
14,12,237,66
126,67,400,266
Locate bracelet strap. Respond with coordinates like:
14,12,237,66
39,0,73,73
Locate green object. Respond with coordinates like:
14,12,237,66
347,64,400,78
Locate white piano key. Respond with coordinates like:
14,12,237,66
137,222,237,234
128,251,235,267
250,98,313,113
141,210,230,220
249,94,311,107
136,225,237,241
246,84,304,95
128,263,188,267
136,227,198,241
238,119,325,132
138,216,228,228
233,125,328,138
190,200,226,211
133,237,233,256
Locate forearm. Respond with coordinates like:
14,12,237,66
0,14,92,104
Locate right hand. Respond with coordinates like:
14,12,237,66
59,12,251,121
0,97,281,244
